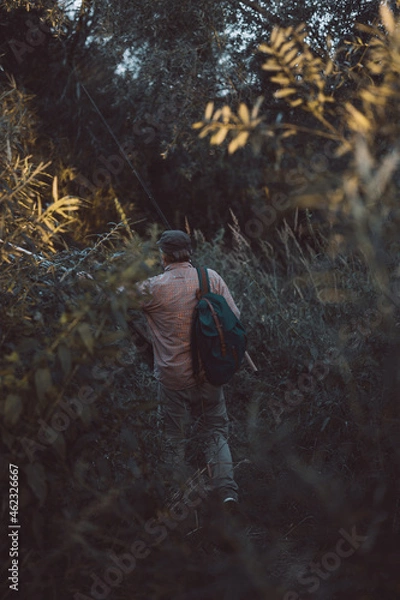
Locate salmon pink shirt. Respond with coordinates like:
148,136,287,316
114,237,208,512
138,262,240,390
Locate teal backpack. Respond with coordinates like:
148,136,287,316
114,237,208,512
191,267,247,386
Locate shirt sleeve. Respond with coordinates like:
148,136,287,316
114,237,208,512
208,269,240,319
135,279,156,311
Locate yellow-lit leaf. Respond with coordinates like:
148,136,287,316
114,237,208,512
295,22,306,34
228,131,249,154
259,43,275,55
199,124,213,138
204,102,214,121
285,48,299,66
270,27,279,45
221,105,231,122
192,121,204,129
5,351,19,363
52,175,58,202
380,3,395,35
324,60,334,76
377,84,395,97
280,41,295,57
367,62,383,75
289,98,304,107
251,96,264,119
210,126,229,145
345,102,371,132
274,88,297,98
271,28,285,50
238,103,250,124
262,61,282,72
4,394,22,425
281,130,296,139
270,75,291,85
318,288,357,304
360,89,386,106
335,142,352,157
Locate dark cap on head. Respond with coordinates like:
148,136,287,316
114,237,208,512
157,230,192,260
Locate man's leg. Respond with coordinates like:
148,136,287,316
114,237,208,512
158,383,190,486
191,381,238,502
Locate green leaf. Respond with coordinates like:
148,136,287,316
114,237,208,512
78,323,94,354
57,343,72,375
52,432,66,460
4,394,22,425
34,368,52,404
5,351,19,363
269,398,285,424
24,463,47,505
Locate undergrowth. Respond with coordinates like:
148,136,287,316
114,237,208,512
1,6,400,600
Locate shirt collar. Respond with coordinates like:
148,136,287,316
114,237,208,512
164,261,193,272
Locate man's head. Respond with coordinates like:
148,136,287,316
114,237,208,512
157,230,192,266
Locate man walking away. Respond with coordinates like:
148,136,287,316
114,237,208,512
137,230,239,507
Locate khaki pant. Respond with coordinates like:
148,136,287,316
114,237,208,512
158,381,238,502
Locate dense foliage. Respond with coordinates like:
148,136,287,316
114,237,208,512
0,1,399,599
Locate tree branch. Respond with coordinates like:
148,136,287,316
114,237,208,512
236,0,271,21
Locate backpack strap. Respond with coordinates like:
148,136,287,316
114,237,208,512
196,267,210,299
194,267,227,358
192,267,210,378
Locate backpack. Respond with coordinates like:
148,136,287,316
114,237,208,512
191,267,247,386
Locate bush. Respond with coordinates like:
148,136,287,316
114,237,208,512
1,6,400,600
